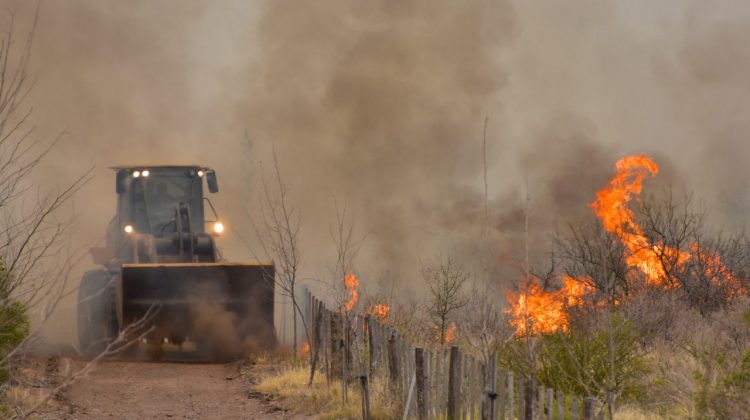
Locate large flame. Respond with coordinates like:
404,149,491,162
590,155,687,286
507,154,743,336
507,276,594,335
343,273,359,312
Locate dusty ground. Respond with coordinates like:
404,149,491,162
15,357,311,420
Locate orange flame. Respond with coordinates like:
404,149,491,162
507,154,744,336
444,322,457,344
343,273,359,312
300,341,311,357
507,276,594,335
369,304,390,321
590,155,688,286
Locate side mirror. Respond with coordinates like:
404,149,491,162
206,170,219,193
116,171,126,193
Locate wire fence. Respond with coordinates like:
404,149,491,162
300,288,605,420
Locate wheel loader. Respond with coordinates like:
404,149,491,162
77,165,275,360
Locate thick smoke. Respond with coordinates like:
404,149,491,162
2,1,750,344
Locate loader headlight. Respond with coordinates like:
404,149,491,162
124,224,134,234
212,221,224,235
133,170,141,178
197,170,205,178
141,170,150,177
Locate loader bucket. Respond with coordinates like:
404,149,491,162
120,262,275,355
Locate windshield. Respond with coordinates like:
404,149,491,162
130,172,202,235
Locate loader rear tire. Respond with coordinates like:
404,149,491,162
77,270,118,357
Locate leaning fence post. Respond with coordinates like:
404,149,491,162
415,347,428,420
583,397,597,420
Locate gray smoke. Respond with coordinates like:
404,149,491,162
2,0,749,343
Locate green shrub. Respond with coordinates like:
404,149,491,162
537,316,647,403
0,300,29,382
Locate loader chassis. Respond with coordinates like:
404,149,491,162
77,165,274,360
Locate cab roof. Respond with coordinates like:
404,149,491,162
110,164,210,171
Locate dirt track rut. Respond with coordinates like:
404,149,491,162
37,360,303,419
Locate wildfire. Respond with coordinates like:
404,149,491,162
506,154,744,336
369,304,390,321
343,273,359,312
300,341,311,357
507,276,594,335
590,155,687,286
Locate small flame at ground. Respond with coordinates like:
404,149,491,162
300,341,310,357
444,322,457,344
343,273,359,312
369,304,390,321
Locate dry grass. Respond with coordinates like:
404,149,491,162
2,385,47,417
257,364,398,419
615,404,671,420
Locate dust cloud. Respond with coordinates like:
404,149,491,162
1,1,749,344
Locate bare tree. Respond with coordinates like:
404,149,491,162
324,198,365,399
421,256,468,345
459,283,512,365
248,150,305,353
0,6,93,371
636,189,748,314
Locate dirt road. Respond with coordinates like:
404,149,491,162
25,358,307,420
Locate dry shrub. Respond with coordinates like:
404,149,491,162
628,296,750,418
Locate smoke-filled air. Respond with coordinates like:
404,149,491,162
1,0,750,418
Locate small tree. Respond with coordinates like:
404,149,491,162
459,283,512,364
249,150,305,353
421,256,468,345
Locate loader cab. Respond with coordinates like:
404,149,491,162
111,165,220,263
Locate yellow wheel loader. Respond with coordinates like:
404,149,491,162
77,165,274,360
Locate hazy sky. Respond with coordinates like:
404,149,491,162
3,0,750,341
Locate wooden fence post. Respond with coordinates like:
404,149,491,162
470,358,477,420
498,369,506,420
481,352,497,420
387,331,400,388
447,346,461,420
415,347,428,420
583,397,596,420
359,375,371,420
546,388,553,420
366,315,374,380
308,300,324,385
571,396,579,420
506,371,514,420
518,374,524,420
524,378,535,420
